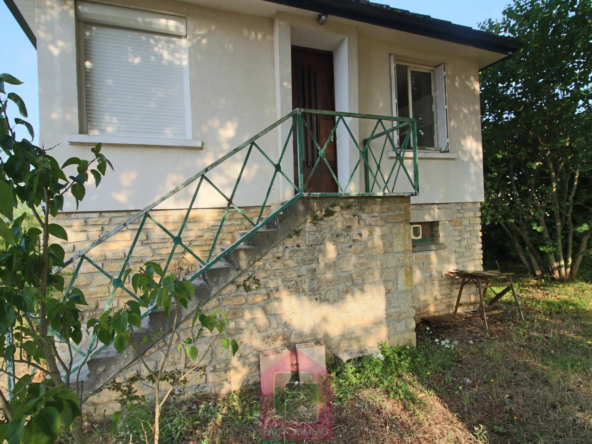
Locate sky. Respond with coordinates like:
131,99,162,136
0,0,512,145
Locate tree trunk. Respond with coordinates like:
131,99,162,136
510,222,545,276
39,199,86,444
501,223,535,275
571,224,592,279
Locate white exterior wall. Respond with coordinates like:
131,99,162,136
35,0,486,213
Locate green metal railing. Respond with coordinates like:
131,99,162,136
9,109,419,387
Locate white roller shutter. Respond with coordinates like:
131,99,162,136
83,24,188,138
434,64,449,152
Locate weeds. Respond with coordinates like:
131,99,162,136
81,279,592,443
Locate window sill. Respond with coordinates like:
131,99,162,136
388,151,457,160
67,134,203,150
412,242,447,253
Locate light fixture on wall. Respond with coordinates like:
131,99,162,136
317,13,328,25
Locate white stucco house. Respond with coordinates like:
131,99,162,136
7,0,521,402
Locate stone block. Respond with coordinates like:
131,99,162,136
247,294,268,305
338,256,355,272
338,215,359,231
223,296,246,306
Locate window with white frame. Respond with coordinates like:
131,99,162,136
390,56,449,152
77,2,191,139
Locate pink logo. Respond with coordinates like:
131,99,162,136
259,342,333,441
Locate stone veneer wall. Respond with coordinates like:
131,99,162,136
83,197,415,413
411,202,484,318
52,207,266,319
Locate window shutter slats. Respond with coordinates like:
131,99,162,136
84,24,188,138
434,64,449,152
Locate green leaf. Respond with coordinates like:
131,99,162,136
231,339,239,356
48,223,68,241
114,334,127,353
71,183,85,203
91,143,102,155
67,288,87,305
48,244,65,266
128,313,141,329
141,337,149,345
0,218,16,245
0,423,8,444
33,406,61,439
183,337,192,345
215,308,230,325
186,345,198,361
97,329,112,346
0,80,4,94
122,268,132,284
112,411,122,434
221,338,230,349
0,180,14,220
90,169,101,187
61,157,81,168
14,118,34,140
144,261,164,278
192,310,203,328
0,73,23,85
5,417,25,444
7,92,27,117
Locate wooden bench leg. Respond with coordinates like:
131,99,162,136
453,277,466,318
509,277,525,321
477,278,488,331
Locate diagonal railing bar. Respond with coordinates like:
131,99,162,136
200,175,255,228
179,241,206,266
118,214,148,280
301,118,338,191
186,192,304,283
62,258,84,301
378,120,415,190
363,122,392,192
384,128,412,193
43,108,419,384
338,115,383,192
252,141,297,192
207,204,231,263
147,214,177,241
178,177,204,240
230,144,254,203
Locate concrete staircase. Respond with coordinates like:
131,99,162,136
80,198,317,401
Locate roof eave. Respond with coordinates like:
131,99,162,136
264,0,523,56
4,0,36,48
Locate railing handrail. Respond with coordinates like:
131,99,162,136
54,109,300,274
55,108,417,274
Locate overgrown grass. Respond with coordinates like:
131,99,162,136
83,278,592,443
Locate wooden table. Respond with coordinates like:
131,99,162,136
447,270,525,330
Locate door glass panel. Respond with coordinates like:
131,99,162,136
410,70,435,148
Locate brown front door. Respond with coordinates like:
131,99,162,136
292,46,338,193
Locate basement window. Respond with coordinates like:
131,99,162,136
411,222,435,244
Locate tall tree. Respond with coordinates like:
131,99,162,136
480,0,592,280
